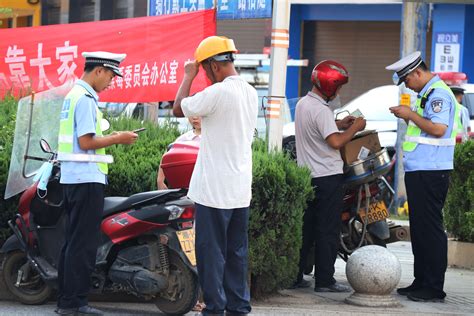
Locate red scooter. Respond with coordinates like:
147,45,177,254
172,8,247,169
1,139,199,315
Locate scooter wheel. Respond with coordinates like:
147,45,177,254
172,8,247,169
155,251,199,315
2,251,52,305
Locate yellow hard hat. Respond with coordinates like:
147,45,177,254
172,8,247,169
194,36,238,63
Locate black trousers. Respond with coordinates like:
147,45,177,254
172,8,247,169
297,174,344,287
57,183,104,309
405,170,450,293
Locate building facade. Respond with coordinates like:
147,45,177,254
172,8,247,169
15,0,474,103
287,1,474,102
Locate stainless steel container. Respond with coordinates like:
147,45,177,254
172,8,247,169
344,148,392,186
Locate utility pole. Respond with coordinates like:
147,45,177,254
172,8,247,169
393,2,429,213
266,0,291,152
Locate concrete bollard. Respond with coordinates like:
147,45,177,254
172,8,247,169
345,245,402,307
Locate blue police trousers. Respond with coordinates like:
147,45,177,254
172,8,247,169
194,203,251,316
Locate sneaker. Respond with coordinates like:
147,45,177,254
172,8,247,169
76,305,104,315
289,279,311,289
397,282,422,296
314,282,351,293
407,288,446,303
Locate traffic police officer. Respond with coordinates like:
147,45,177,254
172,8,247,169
386,51,457,302
450,86,471,141
56,51,138,315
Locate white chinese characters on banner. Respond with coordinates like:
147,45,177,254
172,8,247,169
30,43,54,90
434,32,461,73
107,60,179,91
220,0,229,10
56,41,78,84
5,45,30,90
238,0,266,11
2,43,181,93
153,0,200,15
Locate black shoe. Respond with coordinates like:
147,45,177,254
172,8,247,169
289,279,311,289
397,282,422,296
54,308,76,315
314,282,351,293
76,305,104,315
407,288,446,302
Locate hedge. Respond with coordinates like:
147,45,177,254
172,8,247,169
0,97,313,297
0,96,20,243
444,140,474,242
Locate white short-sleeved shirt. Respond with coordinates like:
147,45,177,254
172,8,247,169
181,76,258,209
175,130,201,143
295,91,343,178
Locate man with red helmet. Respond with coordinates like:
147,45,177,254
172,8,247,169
291,60,366,291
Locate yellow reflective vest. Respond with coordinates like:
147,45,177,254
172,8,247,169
403,80,459,152
58,85,112,174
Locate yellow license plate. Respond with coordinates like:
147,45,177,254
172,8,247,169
358,201,389,224
176,228,196,266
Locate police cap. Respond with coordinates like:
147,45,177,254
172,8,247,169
386,51,423,85
82,51,126,77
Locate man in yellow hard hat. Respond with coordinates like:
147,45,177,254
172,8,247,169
173,36,258,316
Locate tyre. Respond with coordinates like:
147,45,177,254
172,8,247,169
366,234,387,248
2,251,52,305
155,251,199,316
282,136,297,160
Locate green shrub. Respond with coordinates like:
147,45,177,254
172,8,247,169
249,140,313,297
444,140,474,242
0,96,20,243
105,117,180,196
0,103,313,297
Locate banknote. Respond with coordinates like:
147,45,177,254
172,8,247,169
350,109,364,118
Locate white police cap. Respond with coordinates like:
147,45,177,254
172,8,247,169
82,51,127,77
385,51,423,85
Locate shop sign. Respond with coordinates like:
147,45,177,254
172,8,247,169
434,32,461,72
149,0,272,19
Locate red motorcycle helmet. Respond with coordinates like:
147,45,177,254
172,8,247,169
311,60,349,99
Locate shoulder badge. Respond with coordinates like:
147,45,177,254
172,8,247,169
431,99,443,113
84,93,94,98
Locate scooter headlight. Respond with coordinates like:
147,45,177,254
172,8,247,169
166,205,185,220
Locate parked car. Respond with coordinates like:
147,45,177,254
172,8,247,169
461,83,474,130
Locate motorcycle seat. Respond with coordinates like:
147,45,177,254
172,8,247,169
103,189,182,217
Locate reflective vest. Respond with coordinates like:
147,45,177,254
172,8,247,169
403,80,459,152
57,85,113,174
454,102,465,135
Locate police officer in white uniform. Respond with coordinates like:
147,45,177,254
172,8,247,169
56,52,137,315
386,51,456,302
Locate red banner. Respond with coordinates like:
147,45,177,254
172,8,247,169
0,10,216,102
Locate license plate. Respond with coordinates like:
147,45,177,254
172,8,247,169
176,228,196,266
358,201,389,224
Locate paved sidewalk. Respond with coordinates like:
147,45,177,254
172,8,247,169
251,241,474,315
0,241,473,315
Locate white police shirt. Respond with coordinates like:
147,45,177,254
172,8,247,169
181,76,258,209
